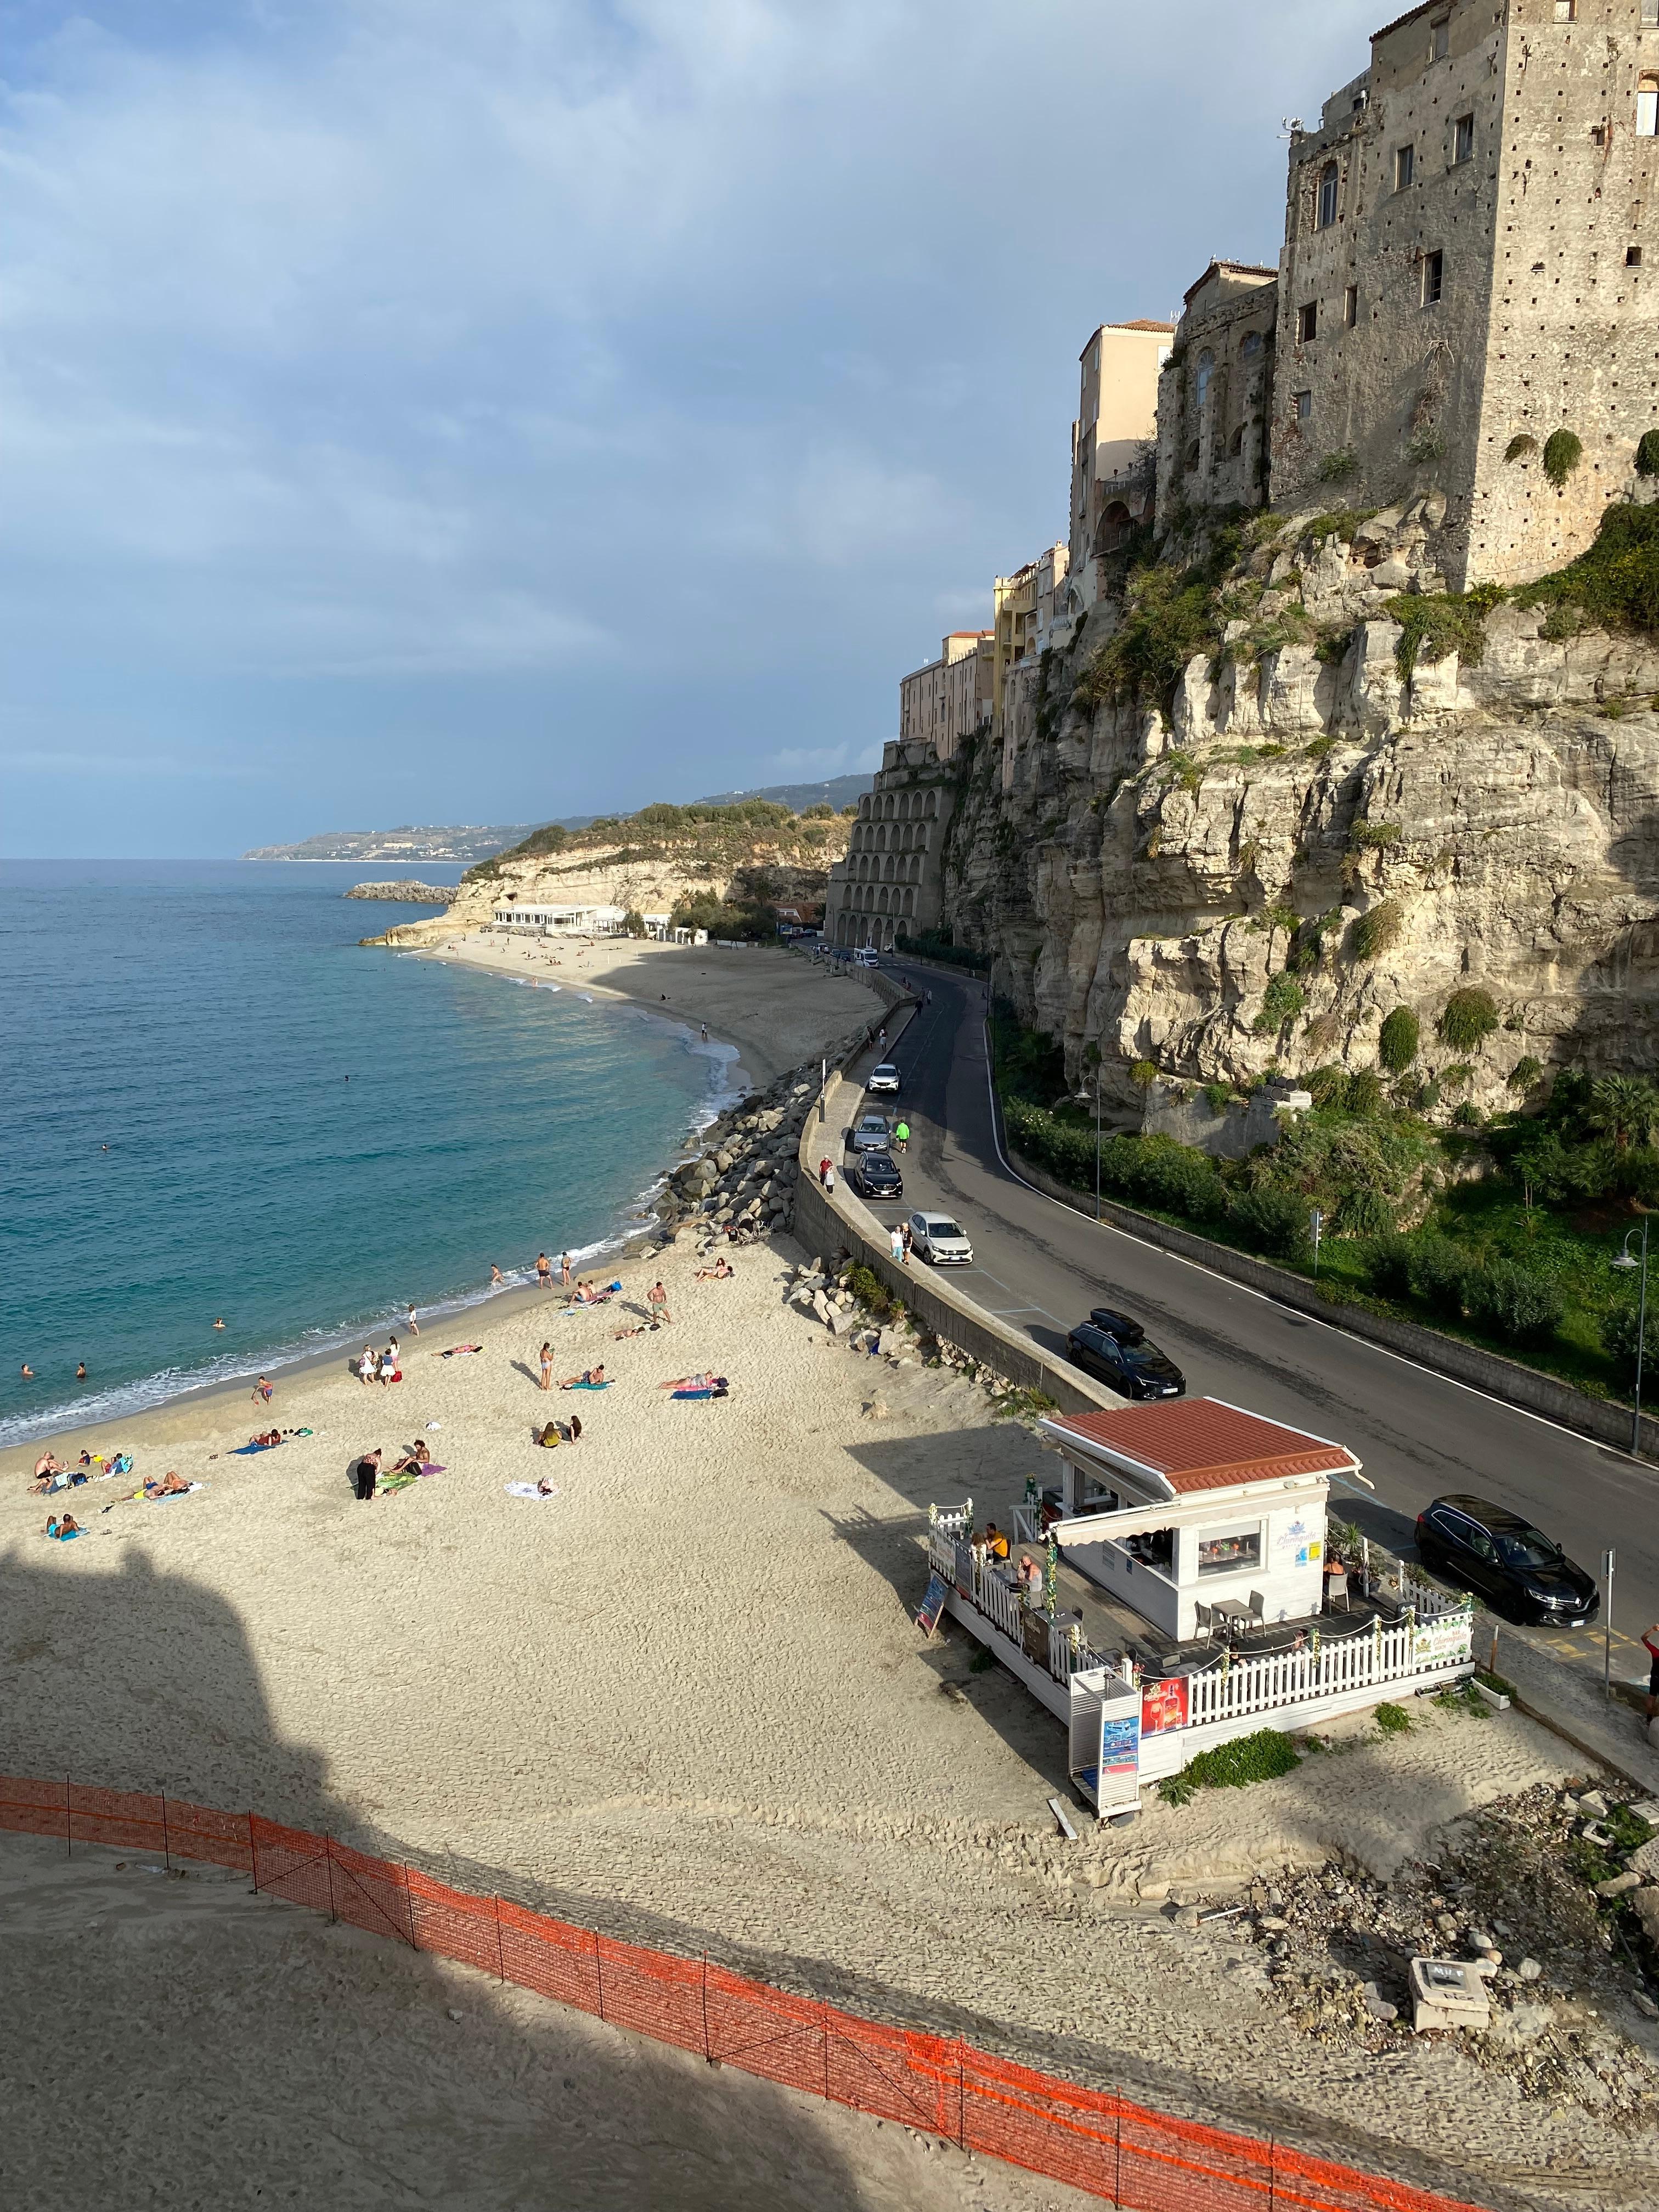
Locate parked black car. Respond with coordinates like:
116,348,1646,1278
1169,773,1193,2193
1088,1307,1146,1346
1065,1322,1185,1401
1414,1493,1599,1625
849,1152,904,1200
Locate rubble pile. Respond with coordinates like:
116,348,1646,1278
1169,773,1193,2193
1182,1782,1659,2118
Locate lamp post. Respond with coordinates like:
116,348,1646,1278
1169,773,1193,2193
1612,1218,1650,1457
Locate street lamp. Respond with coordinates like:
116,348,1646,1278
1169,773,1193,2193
1612,1217,1650,1457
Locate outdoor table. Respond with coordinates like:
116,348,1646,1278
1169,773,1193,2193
1209,1598,1255,1634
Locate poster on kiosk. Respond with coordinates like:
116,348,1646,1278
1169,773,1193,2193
1068,1669,1142,1819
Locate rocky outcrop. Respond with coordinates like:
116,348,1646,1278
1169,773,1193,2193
343,881,454,903
946,500,1659,1119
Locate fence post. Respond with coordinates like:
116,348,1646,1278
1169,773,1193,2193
160,1792,171,1872
324,1835,338,1924
64,1773,71,1860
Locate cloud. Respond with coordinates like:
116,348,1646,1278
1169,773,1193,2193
0,0,1383,853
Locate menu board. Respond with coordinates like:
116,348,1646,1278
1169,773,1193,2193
916,1572,950,1639
1140,1675,1190,1736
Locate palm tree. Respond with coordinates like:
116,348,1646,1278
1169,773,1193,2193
1587,1075,1659,1152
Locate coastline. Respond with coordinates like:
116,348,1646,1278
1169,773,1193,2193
2,934,883,1470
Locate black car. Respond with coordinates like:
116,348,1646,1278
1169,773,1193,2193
849,1152,904,1200
1088,1307,1146,1346
1066,1322,1185,1401
1414,1493,1599,1625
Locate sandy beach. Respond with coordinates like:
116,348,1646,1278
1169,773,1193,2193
2,1209,1638,2208
403,929,889,1087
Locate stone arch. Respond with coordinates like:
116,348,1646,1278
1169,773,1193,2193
1095,499,1133,554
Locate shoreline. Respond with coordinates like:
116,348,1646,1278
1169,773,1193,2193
2,934,881,1470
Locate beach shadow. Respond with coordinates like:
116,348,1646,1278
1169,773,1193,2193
509,1361,543,1389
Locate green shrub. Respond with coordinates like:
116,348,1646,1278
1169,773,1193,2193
1335,1184,1395,1238
1304,509,1378,543
1438,988,1499,1052
1379,1006,1420,1073
1345,1070,1384,1117
1508,1055,1545,1092
1543,429,1584,488
1440,1063,1474,1093
1074,529,1242,715
1350,900,1404,961
1385,591,1496,679
1504,433,1538,464
1452,1100,1483,1127
1406,429,1447,464
1204,1082,1234,1114
1348,821,1403,851
1303,1064,1348,1109
1468,1260,1564,1347
1363,1233,1418,1300
1230,1187,1312,1261
1638,430,1659,479
1317,449,1358,483
1139,1142,1227,1222
847,1263,894,1318
1411,1234,1474,1318
1375,1702,1413,1735
1313,629,1354,665
1601,1299,1659,1384
1159,1728,1301,1805
1254,973,1306,1032
1130,1058,1159,1088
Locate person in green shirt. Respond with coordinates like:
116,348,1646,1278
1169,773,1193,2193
894,1120,910,1152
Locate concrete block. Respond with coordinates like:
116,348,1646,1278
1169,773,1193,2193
1409,1957,1491,2033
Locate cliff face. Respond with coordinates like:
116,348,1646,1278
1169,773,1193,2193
374,808,851,946
945,503,1659,1119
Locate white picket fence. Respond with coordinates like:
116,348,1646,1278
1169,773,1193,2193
927,1511,1111,1683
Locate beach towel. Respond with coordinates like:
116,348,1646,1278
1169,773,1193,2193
380,1462,444,1494
561,1379,612,1391
46,1526,82,1541
505,1482,561,1499
231,1440,281,1455
670,1387,726,1401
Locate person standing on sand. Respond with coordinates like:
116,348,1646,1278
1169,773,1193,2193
539,1341,554,1391
560,1252,572,1288
406,1304,419,1337
252,1375,273,1404
647,1279,672,1327
537,1252,552,1291
353,1447,382,1502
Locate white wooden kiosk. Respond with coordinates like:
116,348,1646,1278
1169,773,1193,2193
924,1396,1475,1820
1039,1397,1360,1641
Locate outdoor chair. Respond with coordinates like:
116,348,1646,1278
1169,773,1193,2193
1324,1566,1351,1613
1246,1591,1266,1635
1193,1601,1215,1644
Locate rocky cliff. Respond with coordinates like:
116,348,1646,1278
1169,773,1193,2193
369,802,852,947
945,500,1659,1121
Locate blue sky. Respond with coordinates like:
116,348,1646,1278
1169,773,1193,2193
2,0,1379,856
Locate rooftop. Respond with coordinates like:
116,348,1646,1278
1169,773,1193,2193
1042,1397,1359,1496
1181,259,1278,308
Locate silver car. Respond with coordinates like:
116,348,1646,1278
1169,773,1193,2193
909,1210,973,1264
866,1063,901,1095
851,1113,893,1153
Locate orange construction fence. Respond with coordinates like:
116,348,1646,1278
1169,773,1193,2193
0,1773,1487,2212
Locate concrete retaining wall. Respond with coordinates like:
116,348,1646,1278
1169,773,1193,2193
1005,1146,1659,1463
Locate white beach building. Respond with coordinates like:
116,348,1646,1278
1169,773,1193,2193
492,903,628,935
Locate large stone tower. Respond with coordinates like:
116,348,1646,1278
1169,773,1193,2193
1271,0,1659,588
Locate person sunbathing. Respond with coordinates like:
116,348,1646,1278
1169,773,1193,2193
143,1472,191,1498
46,1514,82,1539
560,1364,606,1388
658,1372,728,1395
612,1324,647,1340
693,1259,735,1280
246,1430,283,1449
387,1440,430,1475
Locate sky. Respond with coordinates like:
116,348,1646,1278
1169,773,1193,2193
1,0,1381,856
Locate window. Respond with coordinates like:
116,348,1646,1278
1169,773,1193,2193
1641,75,1659,136
1422,249,1444,305
1645,0,1659,22
1240,329,1264,357
1453,113,1474,164
1295,390,1312,421
1430,15,1449,60
1197,1526,1263,1577
1228,423,1246,456
1344,284,1359,326
1194,348,1214,408
1317,161,1339,228
1630,245,1645,267
1554,0,1575,19
1297,300,1318,342
1395,143,1415,190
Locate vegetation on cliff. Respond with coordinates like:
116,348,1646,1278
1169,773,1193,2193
464,798,851,885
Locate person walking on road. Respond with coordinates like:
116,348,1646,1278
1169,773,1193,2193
894,1119,910,1154
890,1223,906,1266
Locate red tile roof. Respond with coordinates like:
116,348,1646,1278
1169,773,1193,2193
1109,318,1177,333
1046,1398,1357,1494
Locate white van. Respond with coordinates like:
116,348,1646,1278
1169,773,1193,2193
854,947,881,968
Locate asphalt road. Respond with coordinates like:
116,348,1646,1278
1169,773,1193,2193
846,960,1659,1681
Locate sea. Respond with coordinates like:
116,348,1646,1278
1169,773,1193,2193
0,860,738,1446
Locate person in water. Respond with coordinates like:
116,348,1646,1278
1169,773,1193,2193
76,1362,87,1381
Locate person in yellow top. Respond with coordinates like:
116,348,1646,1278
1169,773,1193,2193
982,1521,1010,1562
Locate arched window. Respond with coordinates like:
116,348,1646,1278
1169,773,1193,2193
1240,329,1263,358
1097,498,1133,552
1195,349,1214,409
1183,439,1201,472
1317,161,1339,229
1229,423,1246,456
1640,75,1659,136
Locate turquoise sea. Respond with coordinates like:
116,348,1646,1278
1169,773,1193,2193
0,860,732,1444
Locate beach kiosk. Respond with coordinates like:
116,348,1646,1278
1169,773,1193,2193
1038,1398,1362,1644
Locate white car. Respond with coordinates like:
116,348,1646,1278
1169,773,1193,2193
909,1210,973,1265
854,948,881,968
866,1063,901,1095
851,1113,893,1153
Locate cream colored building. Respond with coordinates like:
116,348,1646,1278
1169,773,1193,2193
897,631,993,761
1066,320,1175,614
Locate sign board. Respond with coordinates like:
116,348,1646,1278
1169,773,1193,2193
916,1572,949,1639
1095,1694,1142,1818
1140,1675,1190,1736
1413,1612,1473,1668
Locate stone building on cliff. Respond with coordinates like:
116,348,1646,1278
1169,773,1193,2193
1268,0,1659,586
820,743,959,952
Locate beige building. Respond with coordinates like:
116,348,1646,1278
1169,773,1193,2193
1271,0,1659,588
1067,319,1175,612
821,742,960,952
897,631,993,761
1153,262,1279,526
